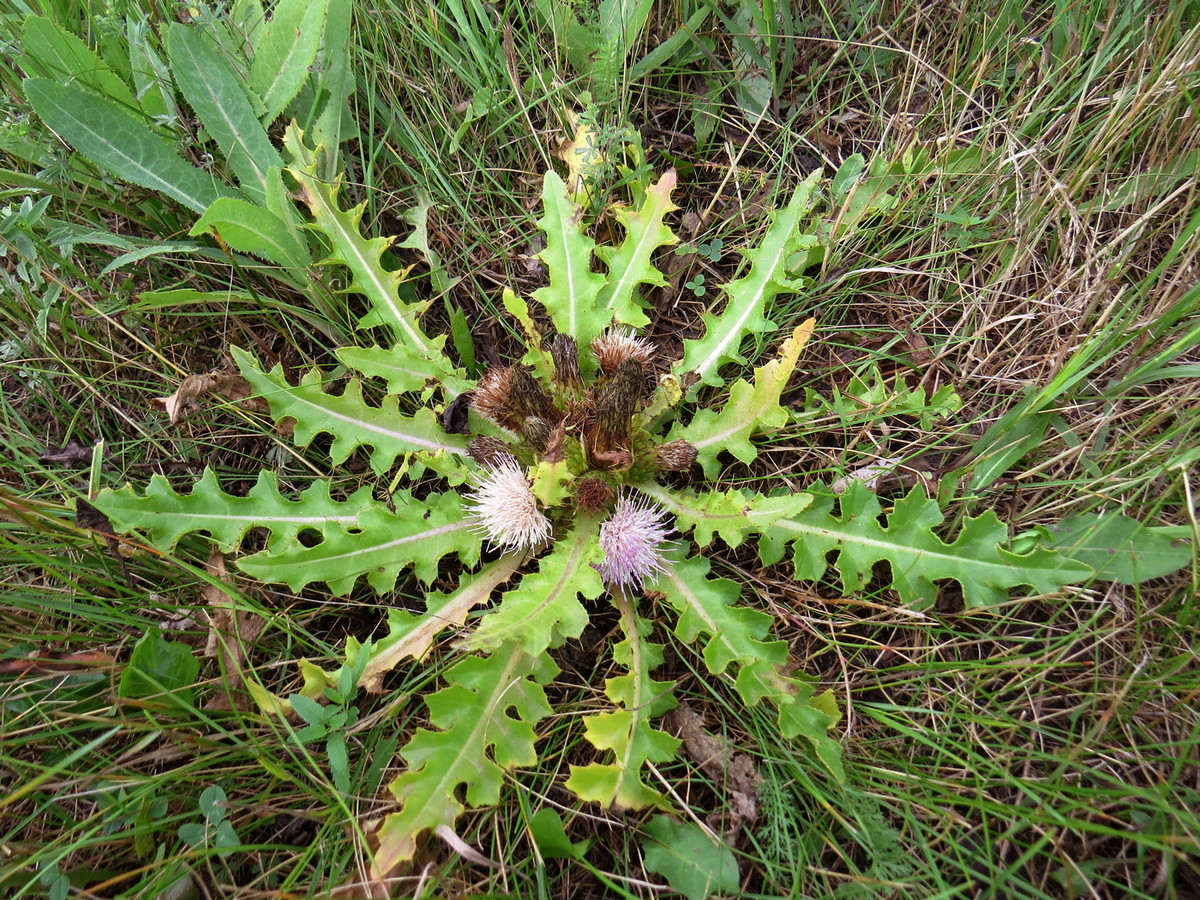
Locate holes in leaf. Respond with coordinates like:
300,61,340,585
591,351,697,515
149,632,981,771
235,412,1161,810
297,529,324,548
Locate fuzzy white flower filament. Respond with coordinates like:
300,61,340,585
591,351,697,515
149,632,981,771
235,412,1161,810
467,457,551,552
596,496,672,589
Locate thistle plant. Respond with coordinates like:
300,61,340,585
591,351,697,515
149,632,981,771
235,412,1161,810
93,125,1103,879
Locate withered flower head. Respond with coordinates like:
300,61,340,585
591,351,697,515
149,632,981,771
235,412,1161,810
587,358,647,470
467,456,551,552
652,439,698,471
542,419,567,463
549,334,582,389
471,367,519,431
595,495,672,589
591,327,655,374
509,366,559,423
574,477,615,514
471,366,560,433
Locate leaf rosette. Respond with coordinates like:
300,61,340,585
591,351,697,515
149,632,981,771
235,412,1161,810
92,144,1098,876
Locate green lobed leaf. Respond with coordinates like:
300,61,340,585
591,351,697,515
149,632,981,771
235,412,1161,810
166,23,283,204
284,126,450,362
237,490,481,594
24,78,236,214
373,647,557,874
232,346,469,482
678,171,821,388
191,197,312,269
533,170,609,348
760,482,1095,608
126,20,176,123
594,168,680,328
641,816,740,900
248,0,330,123
653,553,843,780
636,482,806,548
336,344,474,398
670,319,814,477
794,366,963,432
462,518,604,655
93,468,375,553
566,595,679,809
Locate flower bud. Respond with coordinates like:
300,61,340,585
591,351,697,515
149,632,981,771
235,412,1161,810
652,439,697,471
471,367,519,431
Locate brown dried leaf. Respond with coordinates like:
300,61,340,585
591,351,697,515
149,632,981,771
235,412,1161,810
0,648,116,677
669,701,762,842
201,549,265,711
39,440,93,466
152,373,218,424
151,368,266,425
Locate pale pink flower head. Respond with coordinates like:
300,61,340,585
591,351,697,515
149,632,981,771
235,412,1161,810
595,495,672,589
467,456,551,552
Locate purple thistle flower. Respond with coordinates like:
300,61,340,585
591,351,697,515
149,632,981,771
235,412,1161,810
466,456,551,552
596,495,672,589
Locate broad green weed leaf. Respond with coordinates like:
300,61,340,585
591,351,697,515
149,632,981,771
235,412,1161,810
654,553,843,780
641,816,739,900
636,483,803,548
285,127,450,363
98,241,205,276
25,78,235,214
340,556,525,693
119,629,199,709
336,344,474,396
249,0,330,123
502,288,557,383
192,197,312,269
587,0,655,102
672,319,814,476
126,19,175,122
534,170,609,347
308,0,354,171
528,808,590,860
166,23,283,204
679,172,821,387
967,407,1052,491
832,153,866,201
20,16,140,111
1040,513,1191,585
373,648,556,874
